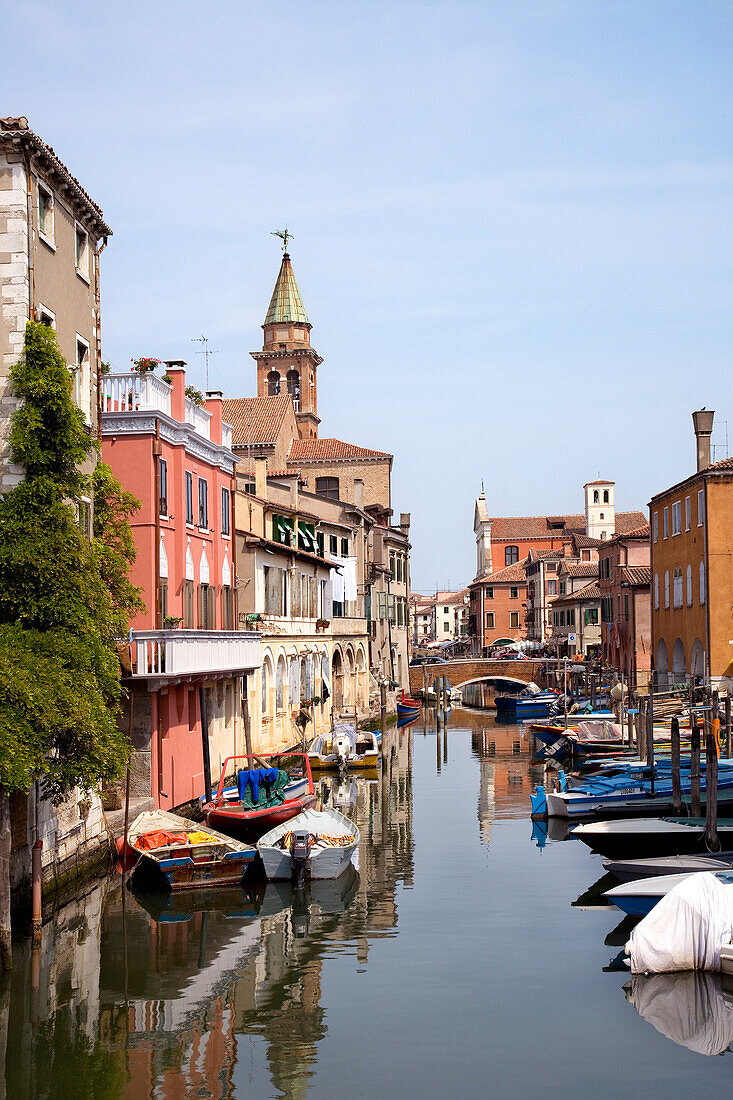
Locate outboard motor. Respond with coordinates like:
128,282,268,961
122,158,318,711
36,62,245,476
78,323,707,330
290,830,312,887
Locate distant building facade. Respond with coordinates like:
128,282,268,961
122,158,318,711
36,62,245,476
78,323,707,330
650,410,733,689
599,525,651,687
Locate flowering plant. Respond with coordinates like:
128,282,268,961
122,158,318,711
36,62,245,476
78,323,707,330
131,357,160,373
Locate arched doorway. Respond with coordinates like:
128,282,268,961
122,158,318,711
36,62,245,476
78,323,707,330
332,648,343,710
672,638,686,684
345,647,355,706
690,638,705,681
656,638,669,688
356,647,367,711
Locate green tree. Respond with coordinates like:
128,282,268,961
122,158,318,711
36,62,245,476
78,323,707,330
0,323,139,969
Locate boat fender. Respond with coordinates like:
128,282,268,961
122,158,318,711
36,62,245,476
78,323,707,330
530,785,547,818
558,770,568,793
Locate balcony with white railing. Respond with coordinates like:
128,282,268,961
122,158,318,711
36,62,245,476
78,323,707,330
101,372,172,416
129,629,261,679
185,397,211,441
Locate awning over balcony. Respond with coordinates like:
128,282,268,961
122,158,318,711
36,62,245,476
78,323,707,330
127,629,261,687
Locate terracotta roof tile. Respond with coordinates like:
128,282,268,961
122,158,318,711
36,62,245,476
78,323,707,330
620,566,651,586
486,510,646,539
288,438,392,462
222,396,292,445
477,560,528,584
609,522,650,542
553,581,601,604
563,562,598,578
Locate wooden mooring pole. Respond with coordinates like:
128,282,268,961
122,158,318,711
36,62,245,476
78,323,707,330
647,682,655,798
725,692,732,759
690,717,701,818
670,716,682,814
705,698,720,851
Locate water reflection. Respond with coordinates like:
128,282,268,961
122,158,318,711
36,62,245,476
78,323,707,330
625,972,733,1056
4,728,414,1099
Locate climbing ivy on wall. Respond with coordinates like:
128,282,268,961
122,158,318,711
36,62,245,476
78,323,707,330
0,322,137,798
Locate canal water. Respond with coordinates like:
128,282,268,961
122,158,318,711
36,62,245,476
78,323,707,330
5,708,733,1098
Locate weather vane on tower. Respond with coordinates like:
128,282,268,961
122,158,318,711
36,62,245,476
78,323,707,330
271,226,293,253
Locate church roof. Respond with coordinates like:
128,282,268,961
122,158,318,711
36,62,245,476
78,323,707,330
264,253,309,325
222,395,293,445
288,438,392,463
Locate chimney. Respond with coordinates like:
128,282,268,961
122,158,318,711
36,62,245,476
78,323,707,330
205,390,223,446
164,361,186,422
290,475,299,513
399,512,411,533
255,456,268,500
353,478,364,509
692,409,715,472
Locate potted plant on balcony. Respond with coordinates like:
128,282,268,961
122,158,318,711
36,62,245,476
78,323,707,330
315,618,330,632
185,385,205,406
163,615,183,629
131,357,161,373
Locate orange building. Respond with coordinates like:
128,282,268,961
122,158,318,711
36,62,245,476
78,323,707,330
650,410,733,689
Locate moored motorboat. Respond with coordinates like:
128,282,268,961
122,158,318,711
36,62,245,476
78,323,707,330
546,763,733,819
126,809,256,890
605,869,733,916
308,722,379,772
203,753,316,843
257,807,360,881
604,851,733,882
572,817,733,860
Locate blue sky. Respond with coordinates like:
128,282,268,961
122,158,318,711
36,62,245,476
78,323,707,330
5,1,732,592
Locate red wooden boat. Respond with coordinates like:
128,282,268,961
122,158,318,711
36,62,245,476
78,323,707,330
397,691,421,719
202,753,316,843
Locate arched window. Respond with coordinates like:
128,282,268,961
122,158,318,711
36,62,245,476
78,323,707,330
593,490,599,503
276,654,286,710
261,658,271,715
664,570,670,608
286,369,300,411
267,370,281,395
686,565,692,606
599,513,604,520
505,545,519,567
603,490,609,503
699,561,706,604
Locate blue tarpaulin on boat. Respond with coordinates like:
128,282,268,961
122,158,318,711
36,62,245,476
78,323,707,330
238,768,278,803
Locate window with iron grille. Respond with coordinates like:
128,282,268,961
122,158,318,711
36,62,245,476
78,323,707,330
198,478,208,528
158,459,168,516
185,471,194,524
221,487,230,535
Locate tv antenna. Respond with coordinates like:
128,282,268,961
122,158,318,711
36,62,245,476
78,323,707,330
271,226,293,253
191,335,219,391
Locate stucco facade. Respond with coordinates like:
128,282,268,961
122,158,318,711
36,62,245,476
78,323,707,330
650,449,733,689
0,117,110,492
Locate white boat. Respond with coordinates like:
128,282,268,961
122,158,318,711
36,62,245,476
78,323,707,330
308,722,379,772
605,870,733,916
257,807,360,881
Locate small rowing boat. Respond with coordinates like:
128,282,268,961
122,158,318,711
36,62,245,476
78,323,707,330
257,807,360,881
126,809,256,890
203,753,316,843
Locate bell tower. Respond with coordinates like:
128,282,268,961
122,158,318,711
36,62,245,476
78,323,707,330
251,237,322,440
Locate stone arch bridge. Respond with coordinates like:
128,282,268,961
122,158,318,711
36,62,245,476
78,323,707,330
408,658,547,696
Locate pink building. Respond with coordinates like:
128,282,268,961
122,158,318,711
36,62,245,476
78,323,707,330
101,362,260,811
